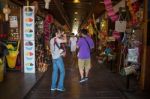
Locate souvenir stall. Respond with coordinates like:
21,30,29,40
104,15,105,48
96,13,116,69
95,0,144,89
35,15,54,72
117,0,144,89
0,1,22,72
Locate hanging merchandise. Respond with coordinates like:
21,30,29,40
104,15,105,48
112,31,120,40
44,14,53,44
127,47,139,63
44,0,51,9
126,0,140,25
115,9,127,32
87,23,94,35
103,0,118,22
115,20,127,32
3,4,11,21
100,18,107,33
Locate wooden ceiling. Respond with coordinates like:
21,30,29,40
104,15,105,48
9,0,121,30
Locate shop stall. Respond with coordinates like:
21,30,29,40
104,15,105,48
91,0,145,89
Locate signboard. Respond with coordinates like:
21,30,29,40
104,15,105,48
23,6,35,73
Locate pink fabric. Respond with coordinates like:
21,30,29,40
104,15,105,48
112,31,120,40
104,0,112,5
104,0,118,22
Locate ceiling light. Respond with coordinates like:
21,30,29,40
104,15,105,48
74,12,78,14
73,0,80,3
74,18,77,20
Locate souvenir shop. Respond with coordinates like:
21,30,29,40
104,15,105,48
82,0,147,89
0,0,67,82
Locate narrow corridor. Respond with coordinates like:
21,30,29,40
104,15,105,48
24,52,149,99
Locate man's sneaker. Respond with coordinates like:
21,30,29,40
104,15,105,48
51,88,57,91
57,88,65,92
84,77,88,81
79,78,86,83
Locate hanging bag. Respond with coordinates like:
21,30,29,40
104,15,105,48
127,47,139,63
115,11,127,32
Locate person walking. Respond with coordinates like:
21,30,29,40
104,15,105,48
77,29,94,83
69,33,77,58
50,29,67,91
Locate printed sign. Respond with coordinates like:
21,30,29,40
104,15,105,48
23,6,35,73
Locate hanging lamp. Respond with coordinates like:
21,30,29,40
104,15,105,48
44,0,51,9
3,4,11,21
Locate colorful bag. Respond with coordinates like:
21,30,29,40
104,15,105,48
112,31,120,40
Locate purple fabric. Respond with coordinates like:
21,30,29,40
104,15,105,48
77,36,94,59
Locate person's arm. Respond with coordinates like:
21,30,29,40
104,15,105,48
91,38,94,49
60,33,67,43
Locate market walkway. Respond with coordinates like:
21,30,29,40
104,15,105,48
0,71,45,99
24,52,150,99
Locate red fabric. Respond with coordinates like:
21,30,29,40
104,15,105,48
45,14,53,24
44,14,53,43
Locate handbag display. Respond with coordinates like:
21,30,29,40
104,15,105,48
115,20,127,32
115,11,127,32
127,47,139,63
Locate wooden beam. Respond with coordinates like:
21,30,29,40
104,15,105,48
79,1,95,29
53,0,71,30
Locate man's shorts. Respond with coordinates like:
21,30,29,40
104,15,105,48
78,58,91,70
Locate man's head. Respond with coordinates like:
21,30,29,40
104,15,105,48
80,29,88,37
51,29,61,38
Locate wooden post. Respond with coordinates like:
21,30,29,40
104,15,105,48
140,0,148,90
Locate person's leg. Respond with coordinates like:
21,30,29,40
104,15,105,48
78,59,85,82
51,59,58,90
85,59,91,78
57,57,65,90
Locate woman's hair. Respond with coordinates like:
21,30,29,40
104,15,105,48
51,28,58,38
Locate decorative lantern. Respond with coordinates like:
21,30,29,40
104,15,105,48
44,0,51,9
3,4,11,21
